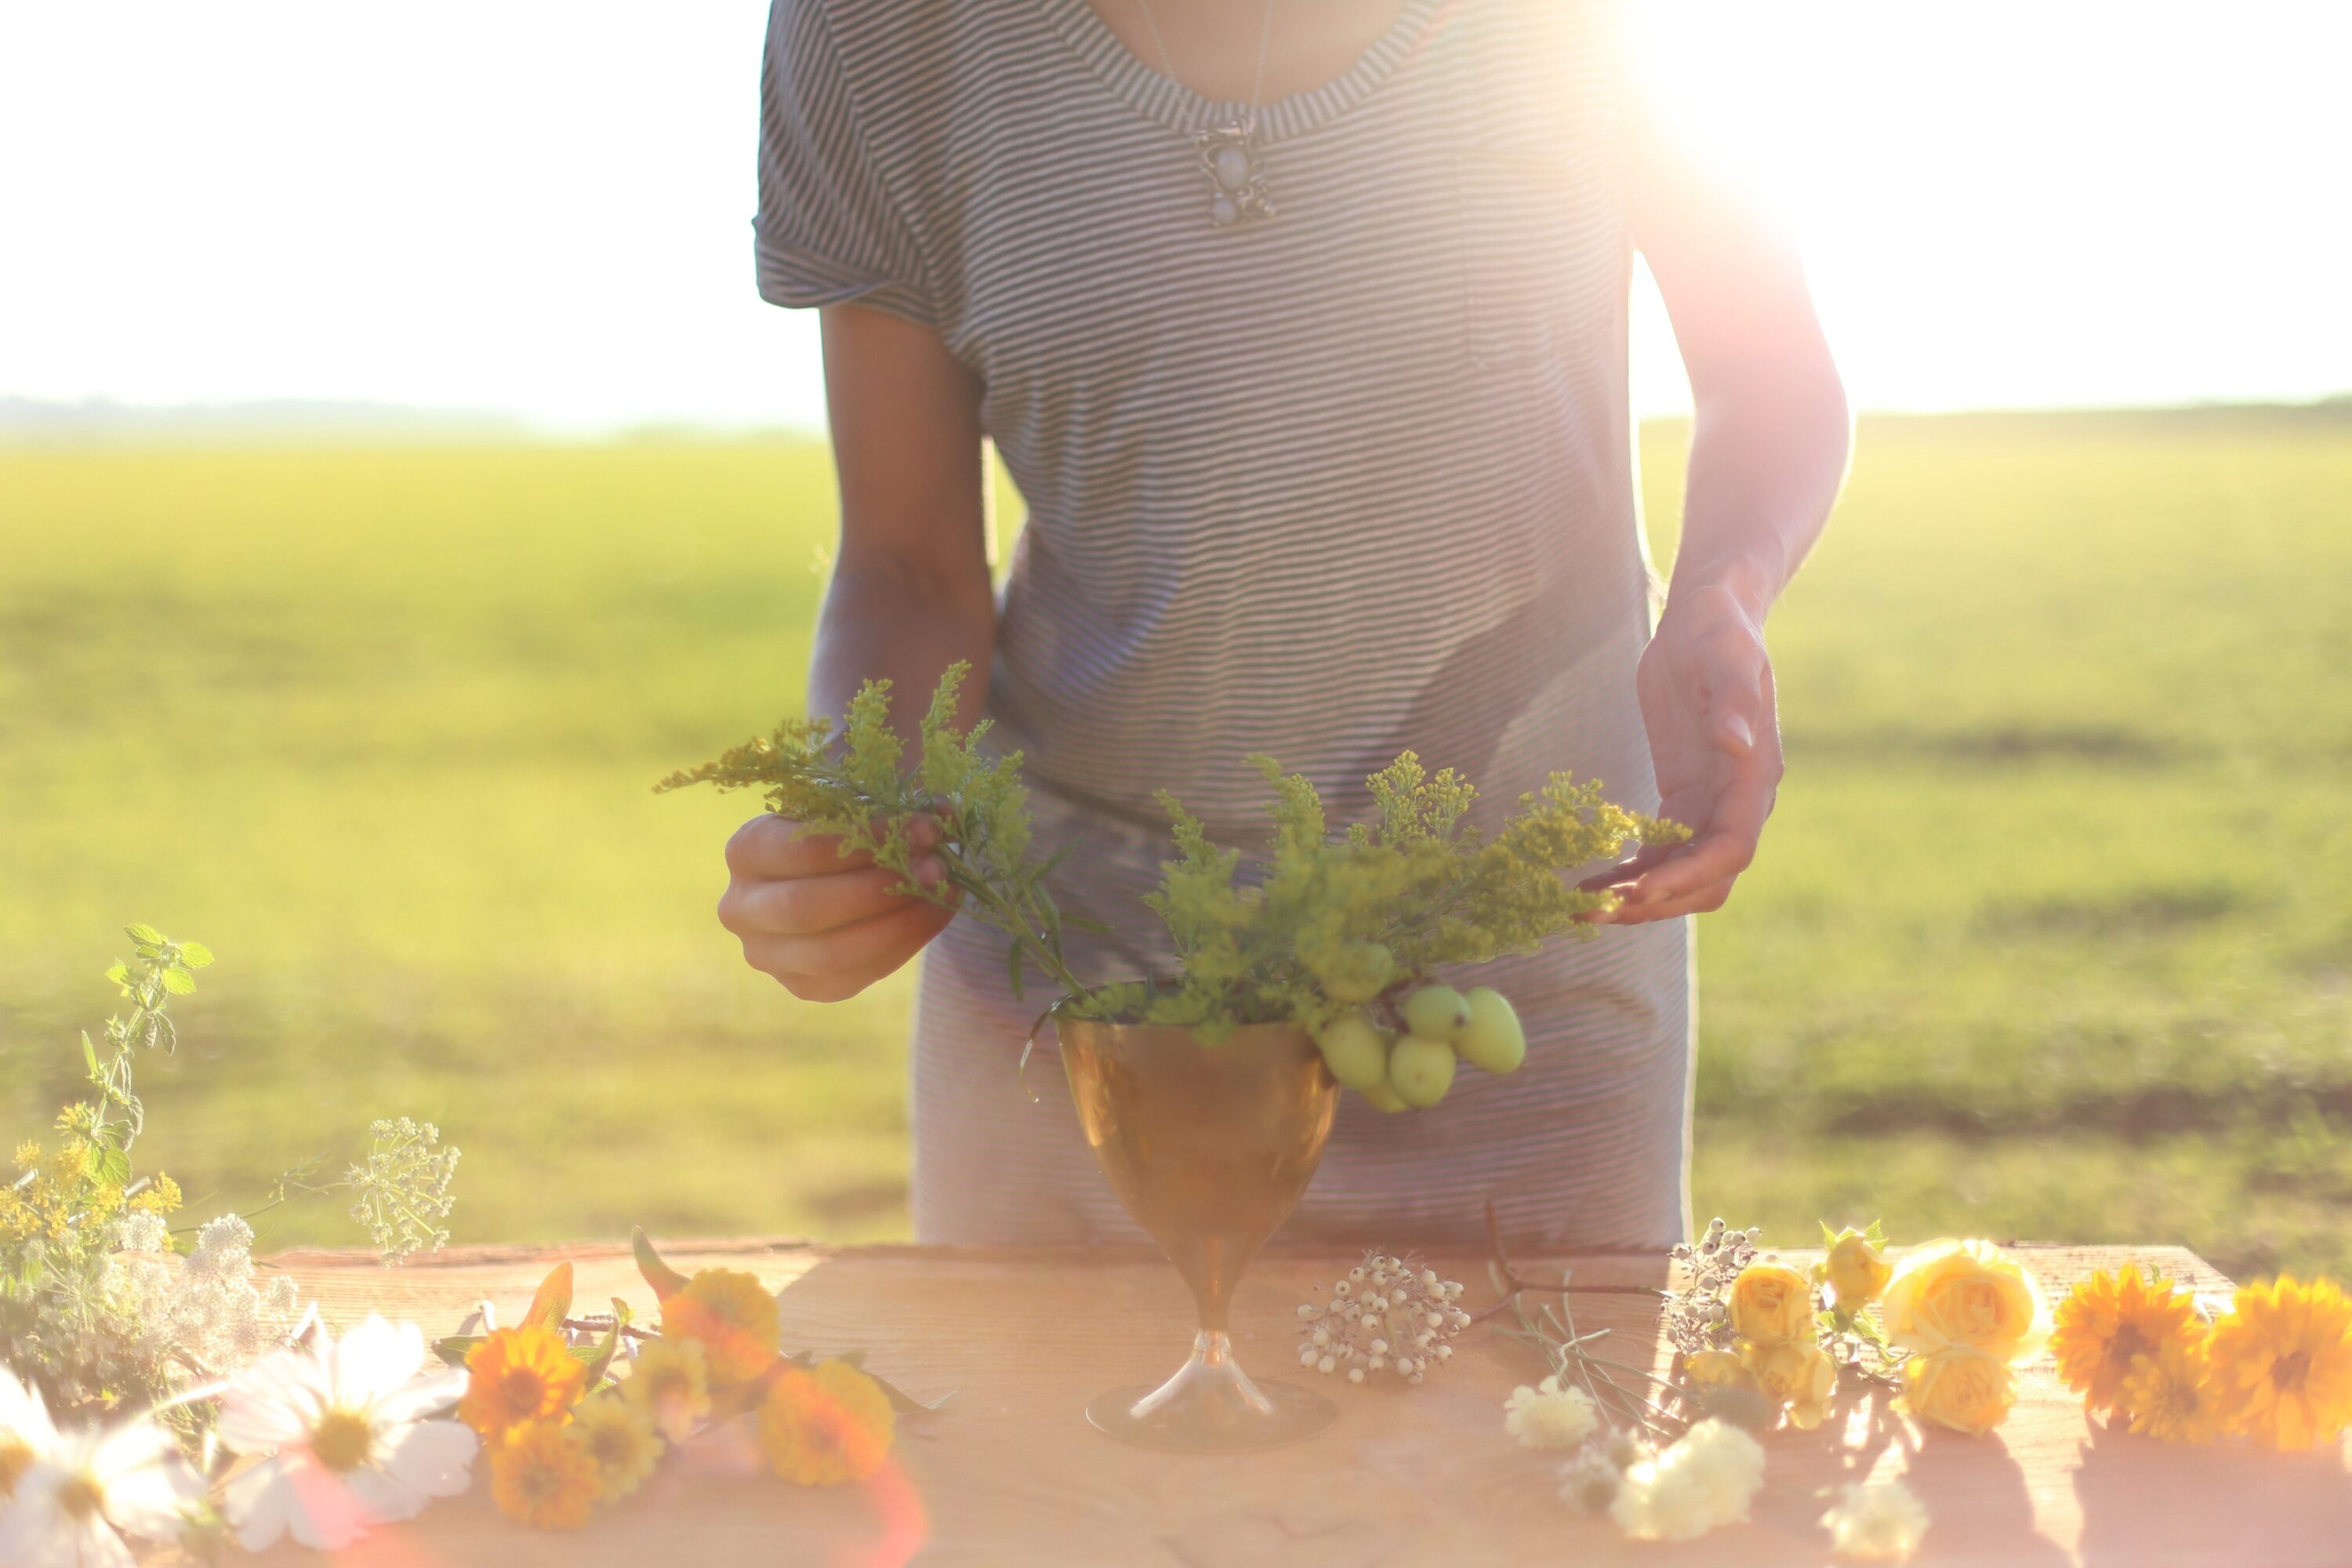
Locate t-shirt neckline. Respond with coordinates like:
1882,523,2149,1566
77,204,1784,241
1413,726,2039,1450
1036,0,1445,144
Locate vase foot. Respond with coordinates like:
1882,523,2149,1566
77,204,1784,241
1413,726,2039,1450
1084,1338,1336,1453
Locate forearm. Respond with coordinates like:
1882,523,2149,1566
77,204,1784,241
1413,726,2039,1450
1669,349,1852,622
809,549,996,735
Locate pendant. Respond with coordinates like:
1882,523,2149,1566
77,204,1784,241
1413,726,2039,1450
1193,123,1275,229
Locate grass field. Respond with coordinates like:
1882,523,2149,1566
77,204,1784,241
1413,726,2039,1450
4,412,2348,1279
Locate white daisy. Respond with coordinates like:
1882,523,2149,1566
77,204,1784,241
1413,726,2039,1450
0,1403,200,1568
216,1315,477,1552
2,1367,63,1501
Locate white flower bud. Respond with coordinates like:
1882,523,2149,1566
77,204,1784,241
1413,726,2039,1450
1369,1338,1388,1356
1348,1367,1366,1385
1435,1344,1453,1360
1312,1327,1330,1347
1317,1355,1337,1374
1368,1356,1385,1373
1421,1269,1439,1288
1406,1370,1425,1385
1300,1345,1318,1366
1333,1281,1352,1298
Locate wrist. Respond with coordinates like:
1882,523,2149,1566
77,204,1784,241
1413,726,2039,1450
1666,545,1783,626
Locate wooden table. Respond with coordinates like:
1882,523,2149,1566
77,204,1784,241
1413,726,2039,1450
212,1238,2350,1567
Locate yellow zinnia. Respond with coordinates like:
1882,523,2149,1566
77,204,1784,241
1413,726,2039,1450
491,1421,601,1530
2049,1265,2202,1414
1880,1240,2049,1362
623,1337,713,1443
758,1359,895,1486
2206,1275,2352,1451
2118,1335,2223,1445
570,1393,664,1501
460,1326,586,1443
660,1269,783,1385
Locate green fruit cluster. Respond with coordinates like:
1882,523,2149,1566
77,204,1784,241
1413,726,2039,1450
1313,983,1527,1111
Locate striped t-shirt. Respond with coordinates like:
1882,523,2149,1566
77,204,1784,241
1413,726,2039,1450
757,0,1693,1250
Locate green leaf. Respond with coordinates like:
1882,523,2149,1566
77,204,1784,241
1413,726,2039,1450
523,1261,574,1334
176,942,215,968
91,1147,132,1187
158,967,197,996
81,1031,101,1076
432,1334,484,1368
873,1373,954,1415
1006,939,1025,1001
1819,1219,1842,1248
630,1228,689,1302
125,924,165,946
103,964,131,988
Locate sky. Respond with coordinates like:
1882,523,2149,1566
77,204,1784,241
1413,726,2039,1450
2,2,2346,434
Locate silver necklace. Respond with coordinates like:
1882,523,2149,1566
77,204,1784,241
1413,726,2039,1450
1131,0,1279,228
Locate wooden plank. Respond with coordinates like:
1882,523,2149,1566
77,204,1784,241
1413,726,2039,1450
193,1240,2350,1567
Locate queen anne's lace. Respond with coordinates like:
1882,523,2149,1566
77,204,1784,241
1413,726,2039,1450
96,1212,302,1390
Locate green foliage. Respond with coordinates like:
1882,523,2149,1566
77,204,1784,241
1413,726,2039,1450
655,661,1094,1001
1133,754,1685,1039
3,929,461,1418
662,673,1685,1039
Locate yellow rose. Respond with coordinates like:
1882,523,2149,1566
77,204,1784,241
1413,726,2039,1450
1820,1228,1893,1308
1682,1348,1758,1394
1742,1338,1838,1430
1727,1262,1815,1346
1900,1345,2016,1435
1879,1239,2049,1361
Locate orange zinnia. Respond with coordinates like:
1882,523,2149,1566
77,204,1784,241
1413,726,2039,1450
757,1360,895,1486
660,1269,783,1385
490,1421,599,1530
460,1326,586,1442
2049,1266,2201,1414
2208,1276,2352,1451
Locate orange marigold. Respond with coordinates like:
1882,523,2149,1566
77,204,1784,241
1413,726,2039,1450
461,1326,586,1443
2118,1335,2222,1445
2207,1275,2352,1452
660,1269,782,1385
2049,1266,2203,1414
490,1421,600,1530
757,1360,895,1486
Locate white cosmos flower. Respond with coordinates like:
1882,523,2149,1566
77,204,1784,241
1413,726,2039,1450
0,1399,201,1568
2,1367,64,1499
216,1315,477,1552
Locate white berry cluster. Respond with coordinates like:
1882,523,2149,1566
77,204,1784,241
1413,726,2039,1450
1295,1250,1472,1386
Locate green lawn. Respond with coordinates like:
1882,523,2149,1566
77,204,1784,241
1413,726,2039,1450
3,412,2347,1279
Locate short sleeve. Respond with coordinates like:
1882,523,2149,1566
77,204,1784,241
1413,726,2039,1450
754,0,935,325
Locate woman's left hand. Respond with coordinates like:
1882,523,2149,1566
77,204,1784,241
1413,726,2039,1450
1584,580,1784,923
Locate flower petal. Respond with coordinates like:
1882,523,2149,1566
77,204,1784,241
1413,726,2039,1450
223,1457,298,1552
378,1419,479,1500
372,1367,469,1427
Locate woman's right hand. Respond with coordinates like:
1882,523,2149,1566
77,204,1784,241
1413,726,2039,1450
717,815,955,1002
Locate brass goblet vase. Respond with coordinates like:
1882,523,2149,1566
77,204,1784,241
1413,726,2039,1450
1058,1015,1341,1452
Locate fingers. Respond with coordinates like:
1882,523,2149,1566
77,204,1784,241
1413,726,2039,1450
1695,617,1769,759
724,812,942,880
717,855,949,938
741,902,954,1003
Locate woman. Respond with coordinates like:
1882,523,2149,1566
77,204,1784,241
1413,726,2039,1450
717,0,1849,1248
